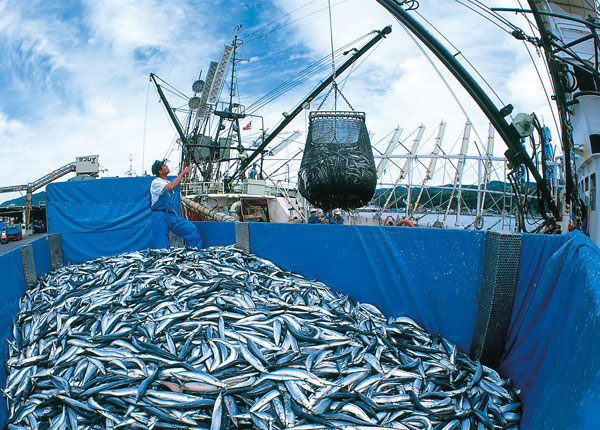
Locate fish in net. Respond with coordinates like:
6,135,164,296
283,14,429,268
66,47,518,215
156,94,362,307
298,111,377,212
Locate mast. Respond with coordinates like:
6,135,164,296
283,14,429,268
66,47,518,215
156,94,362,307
411,121,445,217
526,1,592,209
401,125,425,218
377,126,404,179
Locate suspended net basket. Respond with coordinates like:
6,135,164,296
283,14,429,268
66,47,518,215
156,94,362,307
298,111,377,212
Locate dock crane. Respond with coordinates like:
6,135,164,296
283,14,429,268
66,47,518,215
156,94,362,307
0,158,98,227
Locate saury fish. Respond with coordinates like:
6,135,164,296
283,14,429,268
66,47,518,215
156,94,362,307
4,246,521,429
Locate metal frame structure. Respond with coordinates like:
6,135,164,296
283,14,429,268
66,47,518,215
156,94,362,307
0,162,76,227
374,0,561,224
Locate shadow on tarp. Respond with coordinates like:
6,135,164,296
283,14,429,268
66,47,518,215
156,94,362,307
0,221,599,429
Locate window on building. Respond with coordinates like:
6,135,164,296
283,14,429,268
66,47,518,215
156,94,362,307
585,176,589,191
591,173,596,211
591,134,600,154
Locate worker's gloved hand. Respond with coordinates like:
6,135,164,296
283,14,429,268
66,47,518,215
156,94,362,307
181,166,192,175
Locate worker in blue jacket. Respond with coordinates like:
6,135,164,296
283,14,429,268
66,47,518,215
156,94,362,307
331,208,344,225
150,160,202,249
307,209,320,224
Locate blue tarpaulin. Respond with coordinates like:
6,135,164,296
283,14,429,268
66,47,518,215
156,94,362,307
193,221,235,247
46,176,180,264
501,232,600,428
1,179,600,429
241,223,486,353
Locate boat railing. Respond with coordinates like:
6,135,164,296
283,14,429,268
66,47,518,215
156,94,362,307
181,181,227,195
181,179,300,198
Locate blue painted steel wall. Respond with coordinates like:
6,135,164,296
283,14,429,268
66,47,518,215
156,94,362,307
46,177,180,264
0,247,27,425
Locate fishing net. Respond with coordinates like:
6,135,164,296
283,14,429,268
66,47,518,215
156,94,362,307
298,111,377,211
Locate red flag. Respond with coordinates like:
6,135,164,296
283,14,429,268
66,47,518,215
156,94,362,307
243,121,252,130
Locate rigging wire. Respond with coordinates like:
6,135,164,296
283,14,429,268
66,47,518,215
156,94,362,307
330,38,385,104
466,0,523,33
246,49,344,113
521,39,561,140
327,0,337,79
415,8,507,110
242,0,321,41
455,0,514,33
142,79,150,175
246,32,374,113
515,0,561,144
397,22,490,162
152,75,189,101
242,0,353,44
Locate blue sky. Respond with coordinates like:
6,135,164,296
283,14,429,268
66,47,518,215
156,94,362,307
0,0,557,202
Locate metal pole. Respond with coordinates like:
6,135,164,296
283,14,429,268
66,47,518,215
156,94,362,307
150,74,190,148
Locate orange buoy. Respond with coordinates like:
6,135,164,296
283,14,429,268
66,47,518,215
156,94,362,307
398,219,415,227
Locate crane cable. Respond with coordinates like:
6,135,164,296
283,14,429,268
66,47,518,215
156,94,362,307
397,22,490,161
246,33,374,114
242,0,353,43
327,0,338,110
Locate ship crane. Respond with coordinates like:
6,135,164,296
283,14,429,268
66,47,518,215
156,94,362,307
375,0,562,229
225,26,392,190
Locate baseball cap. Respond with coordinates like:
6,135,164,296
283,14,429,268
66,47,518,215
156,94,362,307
151,159,166,176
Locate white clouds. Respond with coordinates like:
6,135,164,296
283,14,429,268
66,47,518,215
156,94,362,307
0,0,565,204
84,0,184,53
0,112,30,142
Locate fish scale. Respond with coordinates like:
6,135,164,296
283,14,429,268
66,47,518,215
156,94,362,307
4,246,521,429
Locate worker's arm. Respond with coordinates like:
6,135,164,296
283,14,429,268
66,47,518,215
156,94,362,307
164,166,191,191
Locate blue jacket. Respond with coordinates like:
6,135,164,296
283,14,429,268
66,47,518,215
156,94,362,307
308,215,320,224
331,215,344,225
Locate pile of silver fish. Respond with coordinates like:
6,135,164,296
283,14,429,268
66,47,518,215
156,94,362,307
4,247,521,429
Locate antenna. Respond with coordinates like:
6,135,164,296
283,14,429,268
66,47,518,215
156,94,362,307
125,154,135,177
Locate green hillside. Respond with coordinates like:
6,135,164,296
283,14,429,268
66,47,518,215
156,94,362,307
0,192,46,207
372,180,541,213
